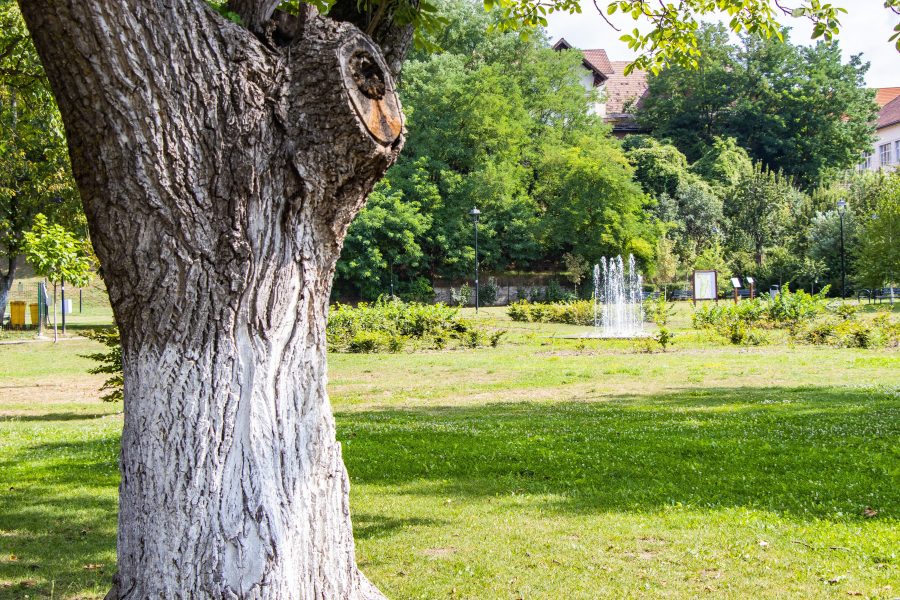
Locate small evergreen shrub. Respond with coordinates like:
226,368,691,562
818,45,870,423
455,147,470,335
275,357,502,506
479,277,499,306
506,300,594,326
328,298,500,352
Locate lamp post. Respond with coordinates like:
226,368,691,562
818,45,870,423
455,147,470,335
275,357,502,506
837,199,847,300
389,259,394,298
469,207,481,313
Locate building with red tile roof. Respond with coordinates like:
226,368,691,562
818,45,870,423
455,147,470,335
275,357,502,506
553,39,650,137
861,91,900,171
874,87,900,108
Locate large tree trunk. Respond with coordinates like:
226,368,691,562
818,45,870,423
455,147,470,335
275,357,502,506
19,1,406,597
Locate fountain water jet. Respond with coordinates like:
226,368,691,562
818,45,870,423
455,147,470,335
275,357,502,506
592,254,645,338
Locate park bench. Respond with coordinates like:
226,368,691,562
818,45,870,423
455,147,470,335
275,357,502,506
874,287,898,303
667,289,692,301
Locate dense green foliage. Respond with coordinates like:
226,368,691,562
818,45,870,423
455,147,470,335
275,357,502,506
637,24,877,190
335,1,657,299
507,299,594,325
81,327,124,402
688,286,899,348
327,298,500,351
23,213,92,288
0,1,84,322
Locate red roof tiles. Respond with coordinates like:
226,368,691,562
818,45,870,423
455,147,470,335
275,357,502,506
878,95,900,129
604,60,649,115
875,87,900,108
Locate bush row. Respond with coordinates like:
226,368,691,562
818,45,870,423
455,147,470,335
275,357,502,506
507,300,595,326
793,314,900,348
327,299,502,353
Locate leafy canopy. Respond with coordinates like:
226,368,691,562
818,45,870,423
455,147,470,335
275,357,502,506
23,213,92,286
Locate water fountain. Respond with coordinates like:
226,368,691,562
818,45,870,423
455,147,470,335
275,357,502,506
592,254,645,338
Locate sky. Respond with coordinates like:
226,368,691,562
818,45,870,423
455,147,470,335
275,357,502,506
545,1,900,88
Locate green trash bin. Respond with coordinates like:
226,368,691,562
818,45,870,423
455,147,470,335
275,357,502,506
9,301,26,328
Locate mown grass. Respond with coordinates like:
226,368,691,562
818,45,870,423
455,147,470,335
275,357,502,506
0,306,898,598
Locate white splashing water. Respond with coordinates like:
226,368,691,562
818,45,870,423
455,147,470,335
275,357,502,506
593,254,644,337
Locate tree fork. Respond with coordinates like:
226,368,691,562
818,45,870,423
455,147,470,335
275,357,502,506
18,0,407,597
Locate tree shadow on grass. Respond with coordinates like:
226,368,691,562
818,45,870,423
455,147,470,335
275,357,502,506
337,386,899,522
353,514,447,541
0,412,115,422
0,436,119,598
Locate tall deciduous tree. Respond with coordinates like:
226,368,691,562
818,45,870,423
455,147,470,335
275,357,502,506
638,24,878,189
22,212,92,340
18,0,409,597
854,173,899,290
0,1,81,326
725,163,798,266
16,0,896,597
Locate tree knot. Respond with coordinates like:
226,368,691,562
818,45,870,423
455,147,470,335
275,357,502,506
349,50,386,100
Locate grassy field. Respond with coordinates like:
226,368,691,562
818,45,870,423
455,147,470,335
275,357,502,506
0,302,898,598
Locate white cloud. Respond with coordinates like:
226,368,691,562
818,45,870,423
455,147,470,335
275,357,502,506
545,1,900,88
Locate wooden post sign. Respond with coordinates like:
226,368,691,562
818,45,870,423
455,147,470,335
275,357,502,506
692,270,718,306
731,277,742,304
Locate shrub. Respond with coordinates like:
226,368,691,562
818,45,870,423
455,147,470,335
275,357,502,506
768,285,828,326
692,299,770,345
507,301,531,322
328,298,498,352
451,284,472,306
506,300,594,326
545,279,568,303
402,277,434,303
479,277,499,306
793,313,898,348
348,330,394,353
81,327,124,402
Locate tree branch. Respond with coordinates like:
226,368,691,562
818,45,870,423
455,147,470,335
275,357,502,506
327,0,414,75
226,0,282,32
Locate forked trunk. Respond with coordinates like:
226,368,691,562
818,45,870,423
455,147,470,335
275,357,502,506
18,0,405,596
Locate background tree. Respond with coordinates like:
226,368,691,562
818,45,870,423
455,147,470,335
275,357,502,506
638,24,878,189
854,173,899,292
0,1,82,326
535,134,656,269
22,213,91,340
725,163,797,266
335,178,431,300
807,209,859,294
562,251,590,297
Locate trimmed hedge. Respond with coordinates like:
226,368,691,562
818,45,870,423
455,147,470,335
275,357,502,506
507,300,594,326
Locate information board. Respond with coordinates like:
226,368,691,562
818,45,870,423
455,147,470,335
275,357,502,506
693,270,718,301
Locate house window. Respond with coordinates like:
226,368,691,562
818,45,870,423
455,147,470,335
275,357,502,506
860,150,873,170
879,143,892,167
896,141,900,166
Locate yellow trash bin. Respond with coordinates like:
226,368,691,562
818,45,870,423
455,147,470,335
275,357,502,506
9,301,26,328
29,303,40,328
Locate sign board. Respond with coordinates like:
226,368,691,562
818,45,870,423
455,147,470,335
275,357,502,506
746,277,755,285
731,277,742,289
693,270,718,301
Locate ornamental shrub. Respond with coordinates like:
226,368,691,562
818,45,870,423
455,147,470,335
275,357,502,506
506,300,594,326
328,298,498,352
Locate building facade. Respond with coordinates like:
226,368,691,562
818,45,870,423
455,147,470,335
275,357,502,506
553,39,650,138
861,89,900,172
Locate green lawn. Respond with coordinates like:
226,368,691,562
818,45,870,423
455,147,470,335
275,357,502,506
1,306,898,598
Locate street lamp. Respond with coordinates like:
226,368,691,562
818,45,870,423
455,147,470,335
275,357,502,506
469,207,481,313
837,198,847,299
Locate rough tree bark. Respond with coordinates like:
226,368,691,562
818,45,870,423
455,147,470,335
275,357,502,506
18,0,408,597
